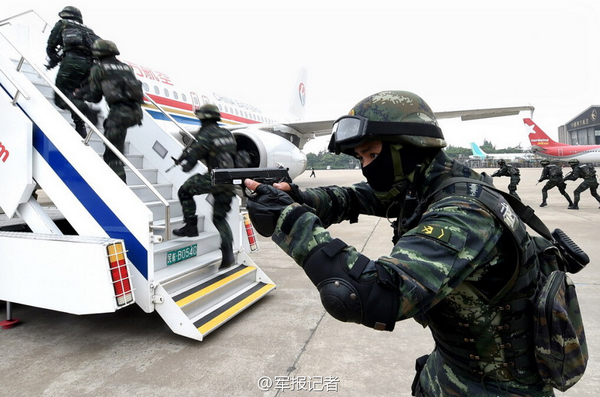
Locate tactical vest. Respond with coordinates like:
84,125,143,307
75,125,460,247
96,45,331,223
425,179,541,384
98,61,144,105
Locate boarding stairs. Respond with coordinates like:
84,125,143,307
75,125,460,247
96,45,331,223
0,11,274,341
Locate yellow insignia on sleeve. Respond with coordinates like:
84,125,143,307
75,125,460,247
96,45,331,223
417,224,451,243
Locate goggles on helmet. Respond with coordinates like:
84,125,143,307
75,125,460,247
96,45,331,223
329,115,444,154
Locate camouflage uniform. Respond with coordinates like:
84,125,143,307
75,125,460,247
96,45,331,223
491,162,521,200
177,122,237,249
538,164,573,207
80,56,143,182
46,11,99,138
270,150,553,396
563,164,600,208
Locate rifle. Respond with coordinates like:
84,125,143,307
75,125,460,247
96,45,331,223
211,167,292,197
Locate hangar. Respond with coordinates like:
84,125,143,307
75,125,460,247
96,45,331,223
558,106,600,145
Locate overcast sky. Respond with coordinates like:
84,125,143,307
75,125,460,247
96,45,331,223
3,0,600,153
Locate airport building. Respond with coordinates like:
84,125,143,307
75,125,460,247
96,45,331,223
558,106,600,145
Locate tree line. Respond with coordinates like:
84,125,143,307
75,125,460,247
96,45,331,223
307,139,527,169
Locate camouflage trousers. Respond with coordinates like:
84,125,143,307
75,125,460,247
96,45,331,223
178,173,236,247
573,179,600,205
54,53,94,138
542,180,572,204
507,176,520,200
103,104,142,182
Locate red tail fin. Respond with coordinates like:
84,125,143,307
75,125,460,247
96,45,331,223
523,118,559,147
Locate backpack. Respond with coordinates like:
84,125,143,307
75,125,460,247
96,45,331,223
581,164,596,179
434,177,589,391
547,165,562,179
99,62,144,105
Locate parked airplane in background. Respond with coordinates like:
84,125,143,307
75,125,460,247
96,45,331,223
129,63,327,180
116,58,537,180
469,142,535,161
524,118,600,163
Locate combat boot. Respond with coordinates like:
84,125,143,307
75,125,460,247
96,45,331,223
540,201,547,207
219,242,235,270
568,204,579,210
173,216,199,237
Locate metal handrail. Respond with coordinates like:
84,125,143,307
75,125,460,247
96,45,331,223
0,28,173,240
142,93,197,145
0,9,49,33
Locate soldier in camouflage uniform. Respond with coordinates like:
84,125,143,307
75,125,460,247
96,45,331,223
538,159,574,208
245,91,556,396
563,158,600,210
172,104,238,269
491,159,521,200
75,39,143,182
46,6,100,138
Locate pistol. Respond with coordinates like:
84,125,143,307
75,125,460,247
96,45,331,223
211,167,292,197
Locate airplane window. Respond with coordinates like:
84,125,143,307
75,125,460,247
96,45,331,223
164,89,169,98
173,91,179,100
142,83,149,92
182,93,187,102
153,85,159,95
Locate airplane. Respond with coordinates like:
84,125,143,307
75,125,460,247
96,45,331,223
524,118,600,163
128,64,536,180
469,142,536,162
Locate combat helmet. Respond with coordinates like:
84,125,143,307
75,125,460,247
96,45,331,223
195,104,221,121
568,159,580,166
540,159,550,166
497,159,506,166
92,39,120,58
59,6,83,23
328,90,445,156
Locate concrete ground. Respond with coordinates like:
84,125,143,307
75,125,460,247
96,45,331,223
1,167,599,396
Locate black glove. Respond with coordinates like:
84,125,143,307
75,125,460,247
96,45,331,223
247,184,294,237
180,158,196,172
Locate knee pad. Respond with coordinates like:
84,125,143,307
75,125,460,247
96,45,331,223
303,239,399,331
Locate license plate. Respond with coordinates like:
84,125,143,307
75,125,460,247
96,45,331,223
167,244,198,266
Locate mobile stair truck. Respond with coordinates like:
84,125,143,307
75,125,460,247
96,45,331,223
0,11,274,341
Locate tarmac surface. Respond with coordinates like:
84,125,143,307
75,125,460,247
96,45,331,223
1,167,600,396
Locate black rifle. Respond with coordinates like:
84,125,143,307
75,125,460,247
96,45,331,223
211,167,292,197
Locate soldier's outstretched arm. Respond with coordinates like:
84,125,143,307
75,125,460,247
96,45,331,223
247,182,504,331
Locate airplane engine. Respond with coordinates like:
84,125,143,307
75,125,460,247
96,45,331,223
232,128,307,180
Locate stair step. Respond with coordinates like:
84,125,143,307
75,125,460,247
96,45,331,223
129,183,173,201
192,279,275,336
146,199,183,223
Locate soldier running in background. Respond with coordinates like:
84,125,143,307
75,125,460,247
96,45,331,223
563,159,600,209
491,159,521,200
537,159,574,208
46,6,100,138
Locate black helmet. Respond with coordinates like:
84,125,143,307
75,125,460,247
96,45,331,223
92,39,120,58
540,159,550,166
328,90,445,156
497,159,506,166
195,104,221,121
59,6,83,23
568,159,580,166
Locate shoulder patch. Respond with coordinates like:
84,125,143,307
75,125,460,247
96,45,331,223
416,224,451,243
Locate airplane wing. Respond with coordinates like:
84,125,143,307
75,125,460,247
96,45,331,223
435,106,535,121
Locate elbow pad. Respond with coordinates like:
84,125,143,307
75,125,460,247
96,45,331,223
303,239,399,331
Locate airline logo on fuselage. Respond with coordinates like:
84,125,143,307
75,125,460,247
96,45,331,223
0,141,9,162
298,83,306,106
531,138,549,145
